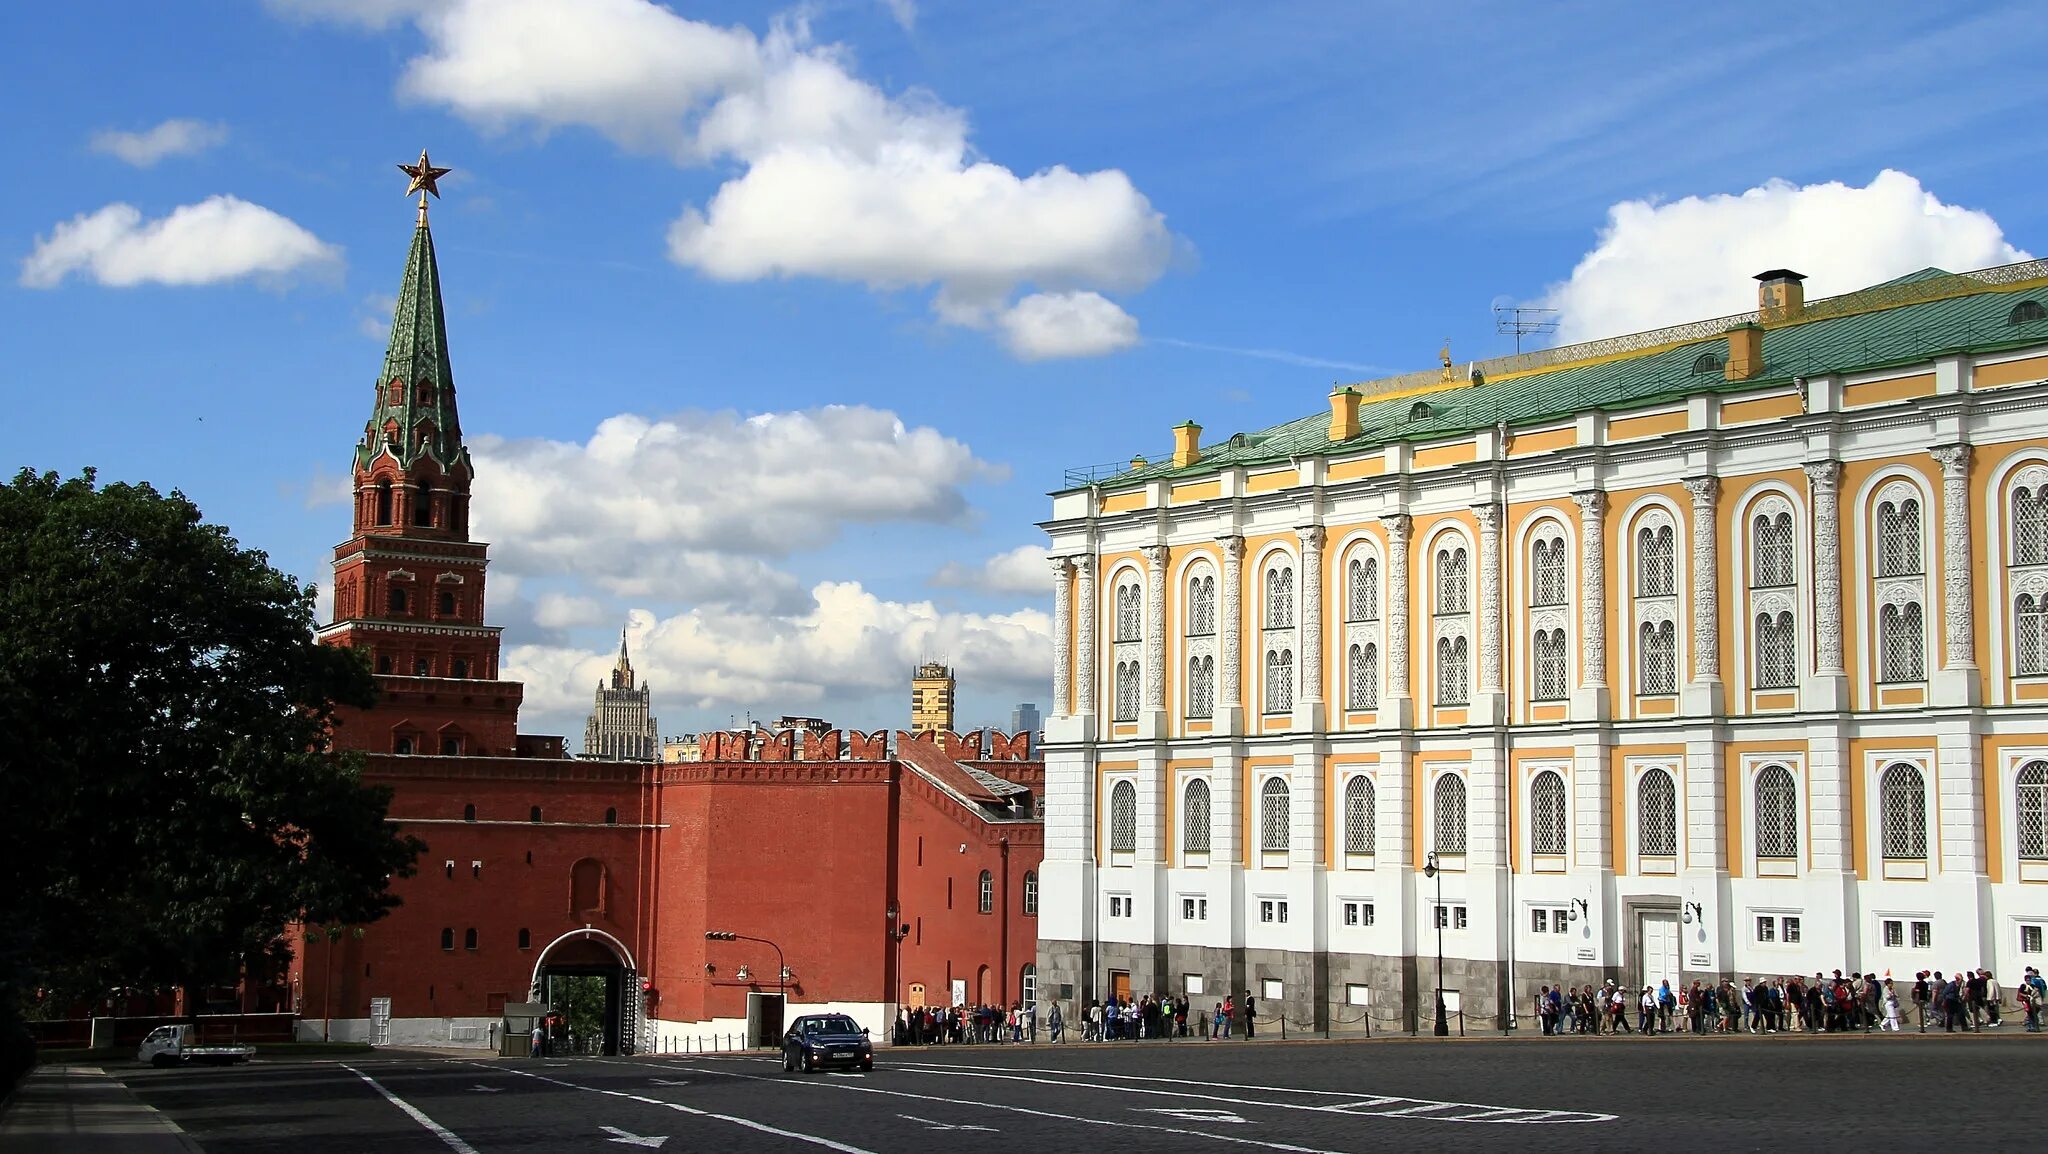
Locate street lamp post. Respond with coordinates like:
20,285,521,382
885,904,911,1016
705,930,786,1002
1423,851,1448,1037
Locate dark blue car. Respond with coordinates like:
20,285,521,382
782,1014,873,1073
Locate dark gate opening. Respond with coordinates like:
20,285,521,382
536,936,626,1055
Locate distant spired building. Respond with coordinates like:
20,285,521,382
583,630,659,761
911,662,955,733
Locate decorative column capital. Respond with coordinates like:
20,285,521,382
1050,554,1076,579
1930,443,1972,477
1295,524,1326,553
1572,489,1608,518
1141,544,1169,569
1379,512,1412,542
1682,475,1720,506
1803,458,1843,493
1218,534,1246,562
1473,501,1503,534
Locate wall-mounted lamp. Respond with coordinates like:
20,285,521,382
1569,897,1588,922
735,964,751,981
1683,900,1703,925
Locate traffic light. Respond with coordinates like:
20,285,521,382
705,931,736,940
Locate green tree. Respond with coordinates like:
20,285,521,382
0,468,421,1009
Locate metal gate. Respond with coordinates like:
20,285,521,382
369,997,392,1046
619,969,641,1056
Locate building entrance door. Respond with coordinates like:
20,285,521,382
1639,912,1680,995
1109,970,1131,1005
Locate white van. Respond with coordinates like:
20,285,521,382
136,1024,255,1067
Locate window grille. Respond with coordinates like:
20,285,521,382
1879,602,1925,683
1186,655,1214,718
1265,566,1295,629
1347,643,1378,710
1533,538,1567,606
1022,871,1038,915
978,870,994,914
1115,583,1141,642
1878,498,1923,577
1435,548,1469,613
1638,768,1677,856
1265,649,1294,713
1345,776,1376,856
1433,774,1467,854
1347,556,1379,622
2017,594,2048,675
1114,660,1140,720
2017,761,2048,860
1182,779,1211,855
1754,765,1798,860
1531,771,1567,856
1753,512,1796,587
1533,628,1569,700
2016,486,2048,565
1638,524,1676,597
1436,636,1469,704
1260,777,1291,852
1188,574,1216,636
1879,763,1927,860
1754,611,1797,688
1108,780,1136,853
1639,620,1676,694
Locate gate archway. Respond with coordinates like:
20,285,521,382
530,928,639,1056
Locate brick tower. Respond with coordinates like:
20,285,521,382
319,155,523,756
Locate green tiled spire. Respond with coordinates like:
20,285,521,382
355,212,469,475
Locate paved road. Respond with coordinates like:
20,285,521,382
116,1033,2048,1154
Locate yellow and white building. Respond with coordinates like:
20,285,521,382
1036,263,2048,1030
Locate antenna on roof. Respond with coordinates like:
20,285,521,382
1493,304,1560,354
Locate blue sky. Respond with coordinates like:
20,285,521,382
5,0,2044,743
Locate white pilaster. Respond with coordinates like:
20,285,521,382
1805,460,1849,710
1931,444,1982,706
1141,544,1169,738
1572,489,1610,721
1682,477,1724,716
1293,525,1327,731
1380,514,1414,729
1218,536,1245,735
1050,556,1074,718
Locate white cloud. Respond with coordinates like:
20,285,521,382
359,292,397,339
20,196,341,289
468,405,1003,606
285,0,1172,359
932,544,1051,596
995,291,1141,360
504,581,1050,724
532,592,611,630
264,0,446,29
879,0,916,33
90,119,228,167
1543,169,2031,343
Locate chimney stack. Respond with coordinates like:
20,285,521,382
1172,421,1202,468
1328,386,1362,442
1724,322,1764,381
1755,269,1807,323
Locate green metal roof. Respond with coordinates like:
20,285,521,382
1091,268,2048,489
354,217,471,475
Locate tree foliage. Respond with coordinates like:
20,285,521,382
0,468,421,1002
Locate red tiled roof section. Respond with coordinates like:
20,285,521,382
895,739,1004,804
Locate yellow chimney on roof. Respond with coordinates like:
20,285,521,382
1172,421,1202,468
1756,269,1807,323
1724,322,1764,381
1328,386,1362,442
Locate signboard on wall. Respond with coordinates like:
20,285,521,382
951,979,968,1007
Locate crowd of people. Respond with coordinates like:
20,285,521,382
1534,967,2048,1035
1073,994,1261,1041
892,1001,1035,1046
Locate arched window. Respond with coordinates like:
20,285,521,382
1435,636,1469,704
1638,768,1677,857
463,928,477,950
2017,481,2048,565
1433,774,1467,854
1182,778,1211,855
438,589,456,616
1435,546,1469,613
414,481,434,527
2019,594,2048,675
2010,299,2048,326
1264,564,1295,629
414,657,430,677
375,481,393,526
517,928,531,950
1187,572,1216,636
1347,556,1380,622
1639,621,1677,694
2018,761,2048,861
529,805,542,823
1021,963,1038,1011
376,655,393,674
1752,511,1796,587
462,803,476,822
394,735,413,755
1347,642,1378,710
1637,522,1676,597
1691,351,1723,375
1531,770,1567,856
1533,628,1569,700
441,736,461,756
1260,777,1290,853
1532,536,1567,607
1344,776,1375,856
1113,660,1140,721
1879,601,1925,682
1880,763,1927,860
1264,648,1294,713
387,585,408,614
439,927,454,951
1108,780,1136,853
570,859,604,913
1878,496,1923,577
1186,655,1214,718
978,870,994,914
1754,612,1797,688
605,807,618,825
450,658,468,678
1754,765,1798,861
1022,871,1038,916
1115,581,1142,642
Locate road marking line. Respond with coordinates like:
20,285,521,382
898,1113,998,1132
471,1063,878,1154
340,1064,479,1154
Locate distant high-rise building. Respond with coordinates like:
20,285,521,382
1011,703,1041,735
583,629,659,760
911,662,955,733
